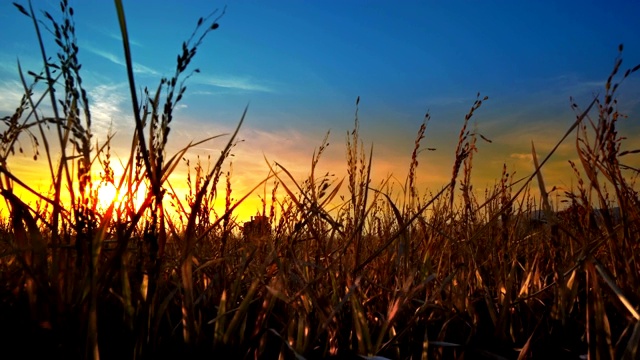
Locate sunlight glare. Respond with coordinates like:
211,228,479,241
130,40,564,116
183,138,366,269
94,179,148,212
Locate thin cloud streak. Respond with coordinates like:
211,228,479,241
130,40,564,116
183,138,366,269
510,153,533,161
195,75,274,93
0,60,20,76
85,46,159,76
0,80,25,113
107,32,143,48
86,22,145,48
191,90,226,96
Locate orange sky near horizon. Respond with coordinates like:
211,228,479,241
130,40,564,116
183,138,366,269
2,97,638,226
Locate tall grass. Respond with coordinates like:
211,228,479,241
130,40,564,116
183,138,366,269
1,1,640,359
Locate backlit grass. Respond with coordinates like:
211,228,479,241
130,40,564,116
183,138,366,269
1,1,639,359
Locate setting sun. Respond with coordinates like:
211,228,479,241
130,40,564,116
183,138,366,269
94,180,119,211
93,178,149,213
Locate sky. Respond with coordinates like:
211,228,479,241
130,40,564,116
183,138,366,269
1,0,640,221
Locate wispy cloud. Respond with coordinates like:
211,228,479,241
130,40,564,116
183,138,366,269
85,46,159,76
195,74,274,93
86,23,144,48
425,94,475,107
106,32,143,48
191,90,226,96
510,153,533,161
0,55,50,79
0,80,26,113
534,74,605,101
88,83,131,139
0,60,19,75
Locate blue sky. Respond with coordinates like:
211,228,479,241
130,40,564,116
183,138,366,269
1,0,639,218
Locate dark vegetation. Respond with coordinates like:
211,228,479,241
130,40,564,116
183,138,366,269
1,1,640,359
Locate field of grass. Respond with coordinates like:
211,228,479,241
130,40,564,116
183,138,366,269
1,1,640,359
